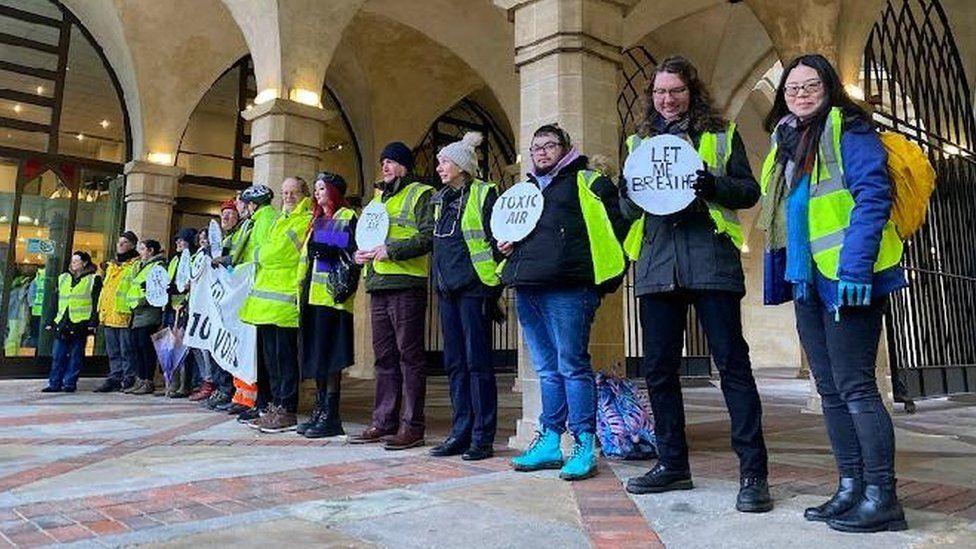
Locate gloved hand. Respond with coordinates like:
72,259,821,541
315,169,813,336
692,169,717,201
838,280,872,306
617,175,629,200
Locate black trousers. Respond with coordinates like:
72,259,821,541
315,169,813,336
258,325,299,412
130,325,159,381
795,294,895,485
640,289,768,478
439,293,498,446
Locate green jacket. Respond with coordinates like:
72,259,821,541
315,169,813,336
363,176,434,292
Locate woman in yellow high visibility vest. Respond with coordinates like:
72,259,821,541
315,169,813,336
620,57,770,513
42,251,101,393
760,54,907,533
295,172,358,439
239,177,312,433
125,239,166,395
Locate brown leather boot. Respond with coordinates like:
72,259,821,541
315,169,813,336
383,431,425,451
349,425,396,444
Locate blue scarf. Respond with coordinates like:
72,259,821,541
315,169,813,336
785,173,813,301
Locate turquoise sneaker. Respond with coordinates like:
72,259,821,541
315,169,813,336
559,432,598,481
511,428,563,471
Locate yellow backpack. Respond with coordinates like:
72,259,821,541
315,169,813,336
879,132,936,239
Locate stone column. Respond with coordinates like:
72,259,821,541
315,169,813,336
123,160,183,243
500,0,630,449
242,98,333,191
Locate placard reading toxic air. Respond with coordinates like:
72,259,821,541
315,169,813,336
490,182,544,242
623,134,703,215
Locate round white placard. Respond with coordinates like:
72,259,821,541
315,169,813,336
623,134,704,215
175,249,191,292
145,265,171,307
207,219,222,258
356,201,390,251
490,182,544,242
189,251,207,280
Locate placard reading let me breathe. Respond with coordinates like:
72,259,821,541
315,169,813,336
623,134,704,215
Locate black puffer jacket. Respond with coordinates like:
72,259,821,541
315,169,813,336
500,155,629,290
620,129,759,296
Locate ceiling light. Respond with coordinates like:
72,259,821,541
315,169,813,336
13,104,22,113
254,89,278,105
100,119,110,129
36,85,44,94
147,152,174,165
337,144,343,151
288,88,320,107
76,133,85,141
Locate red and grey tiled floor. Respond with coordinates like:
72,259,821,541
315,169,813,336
0,370,974,547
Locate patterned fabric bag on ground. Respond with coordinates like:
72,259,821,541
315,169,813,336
596,372,657,460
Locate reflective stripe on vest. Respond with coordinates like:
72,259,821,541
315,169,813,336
56,272,94,323
622,125,743,260
759,107,903,280
577,170,626,284
307,207,357,310
369,181,433,278
459,179,501,287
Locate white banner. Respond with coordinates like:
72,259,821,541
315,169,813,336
185,261,257,384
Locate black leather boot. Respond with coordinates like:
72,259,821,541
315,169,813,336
736,477,773,513
804,477,862,522
625,463,693,494
827,482,907,533
304,393,345,439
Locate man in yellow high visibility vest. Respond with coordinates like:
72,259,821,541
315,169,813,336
93,231,140,392
349,142,434,450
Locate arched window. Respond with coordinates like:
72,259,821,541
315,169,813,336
0,0,130,376
864,0,976,402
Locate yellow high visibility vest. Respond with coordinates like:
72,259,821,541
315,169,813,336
366,181,433,278
434,179,501,287
622,124,743,260
239,198,312,327
56,272,94,323
759,107,903,280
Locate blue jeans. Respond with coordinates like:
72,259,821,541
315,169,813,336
795,294,896,485
516,286,599,435
49,332,85,390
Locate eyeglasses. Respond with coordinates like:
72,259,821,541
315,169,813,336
651,86,688,98
529,142,562,154
784,80,824,97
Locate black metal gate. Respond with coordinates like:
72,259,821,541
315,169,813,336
413,99,519,374
863,0,976,403
618,46,712,379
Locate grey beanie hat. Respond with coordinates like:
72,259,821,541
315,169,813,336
437,131,483,177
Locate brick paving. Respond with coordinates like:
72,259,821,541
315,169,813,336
0,372,973,547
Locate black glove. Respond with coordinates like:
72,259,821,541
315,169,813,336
617,175,629,200
692,169,717,201
140,281,147,290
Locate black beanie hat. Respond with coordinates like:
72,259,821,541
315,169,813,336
380,141,414,172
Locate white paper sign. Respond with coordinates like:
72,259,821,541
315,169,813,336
490,182,544,242
175,249,191,292
623,134,704,215
189,251,207,281
185,262,257,383
356,201,390,250
207,219,222,259
145,265,170,307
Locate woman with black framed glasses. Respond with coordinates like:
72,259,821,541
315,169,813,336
760,53,907,533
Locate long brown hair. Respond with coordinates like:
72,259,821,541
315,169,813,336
638,55,726,137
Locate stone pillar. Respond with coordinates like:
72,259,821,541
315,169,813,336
501,0,629,449
123,160,182,244
242,98,333,191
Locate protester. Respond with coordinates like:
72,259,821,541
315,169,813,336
93,231,140,392
199,199,244,412
499,124,628,480
124,239,166,395
428,132,500,461
41,252,101,393
164,229,197,398
349,142,434,450
617,56,771,512
296,172,358,439
760,53,907,533
239,177,312,432
232,186,277,423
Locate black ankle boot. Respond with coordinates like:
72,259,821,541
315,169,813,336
304,393,344,438
827,482,907,533
804,477,862,522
